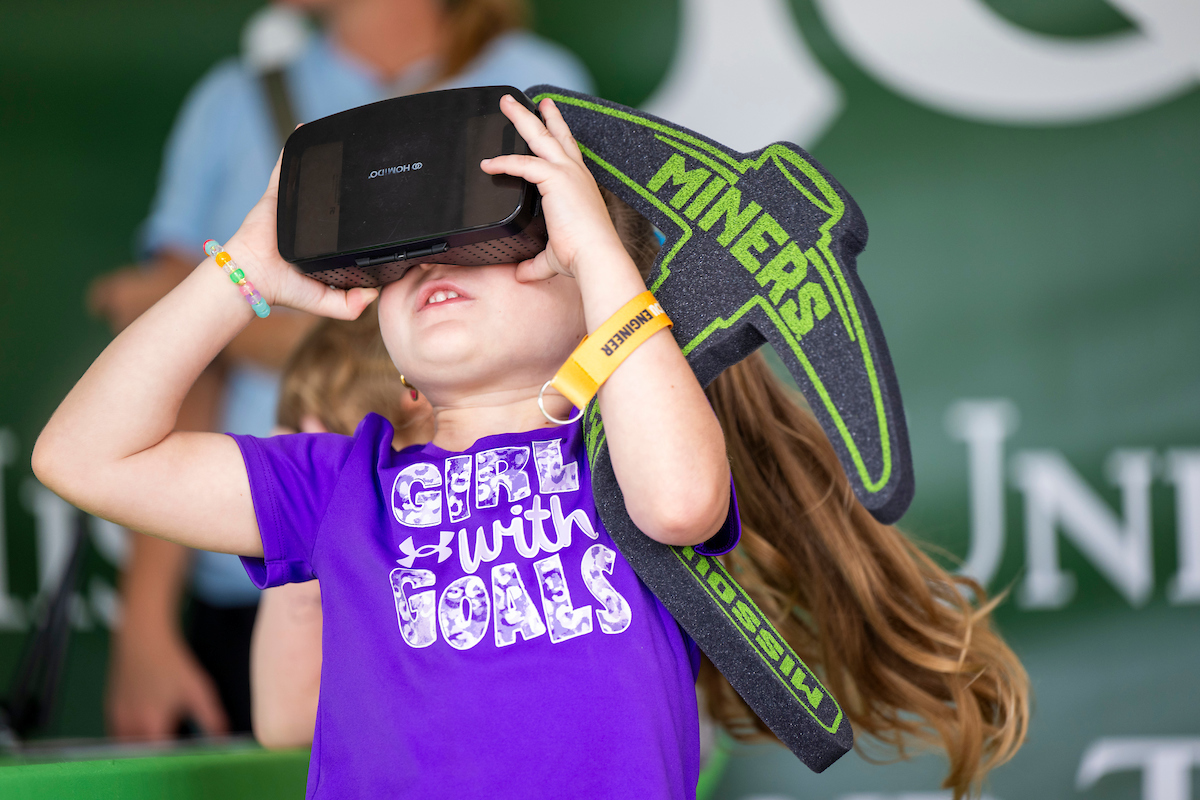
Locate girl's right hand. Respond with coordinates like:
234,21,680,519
223,155,379,321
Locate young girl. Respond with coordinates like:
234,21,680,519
35,96,1027,797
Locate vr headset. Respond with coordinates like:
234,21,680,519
277,86,546,288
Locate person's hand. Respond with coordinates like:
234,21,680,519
479,95,629,283
224,156,379,321
106,621,228,740
87,252,194,333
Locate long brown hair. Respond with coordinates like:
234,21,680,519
601,189,1030,798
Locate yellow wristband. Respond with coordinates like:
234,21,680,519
539,290,673,424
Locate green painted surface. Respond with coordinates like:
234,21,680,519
0,747,309,800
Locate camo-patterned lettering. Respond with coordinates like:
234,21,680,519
475,447,532,509
581,544,632,635
391,462,443,528
389,567,437,648
491,562,547,646
534,554,593,644
437,575,490,651
445,454,473,523
531,439,579,494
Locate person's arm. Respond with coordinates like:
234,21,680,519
89,250,319,370
107,535,229,739
482,96,730,547
250,581,322,748
32,160,379,556
222,308,319,370
105,362,230,739
87,250,195,334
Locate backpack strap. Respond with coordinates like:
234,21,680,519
261,67,297,149
241,5,308,148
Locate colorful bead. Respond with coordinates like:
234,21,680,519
243,281,270,318
202,239,271,319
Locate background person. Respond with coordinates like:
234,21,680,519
91,0,593,739
250,303,433,747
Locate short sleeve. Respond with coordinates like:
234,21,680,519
228,430,357,588
692,480,742,557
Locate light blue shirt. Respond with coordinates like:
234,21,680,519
141,30,593,606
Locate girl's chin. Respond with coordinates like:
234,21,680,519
401,344,495,380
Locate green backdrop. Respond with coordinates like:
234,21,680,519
1,1,1197,799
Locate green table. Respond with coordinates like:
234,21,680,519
0,741,309,800
0,738,728,799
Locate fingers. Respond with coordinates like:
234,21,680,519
486,96,588,183
264,151,284,202
480,153,557,185
108,698,176,740
498,94,570,165
185,678,230,736
293,281,380,320
106,703,138,739
317,286,379,320
134,710,173,740
514,251,560,283
538,97,586,167
86,275,114,317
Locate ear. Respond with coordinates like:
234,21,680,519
298,413,328,434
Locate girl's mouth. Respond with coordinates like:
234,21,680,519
426,290,460,306
415,279,472,312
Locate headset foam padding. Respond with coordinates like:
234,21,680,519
525,85,916,771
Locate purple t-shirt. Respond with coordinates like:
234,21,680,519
231,413,739,799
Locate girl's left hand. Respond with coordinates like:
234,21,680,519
480,95,627,283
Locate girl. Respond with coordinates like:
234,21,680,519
35,96,1027,797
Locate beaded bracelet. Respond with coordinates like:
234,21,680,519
202,240,271,318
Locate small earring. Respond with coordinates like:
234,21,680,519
399,374,418,401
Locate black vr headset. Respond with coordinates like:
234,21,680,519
278,86,546,288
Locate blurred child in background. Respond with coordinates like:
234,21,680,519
250,303,433,747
